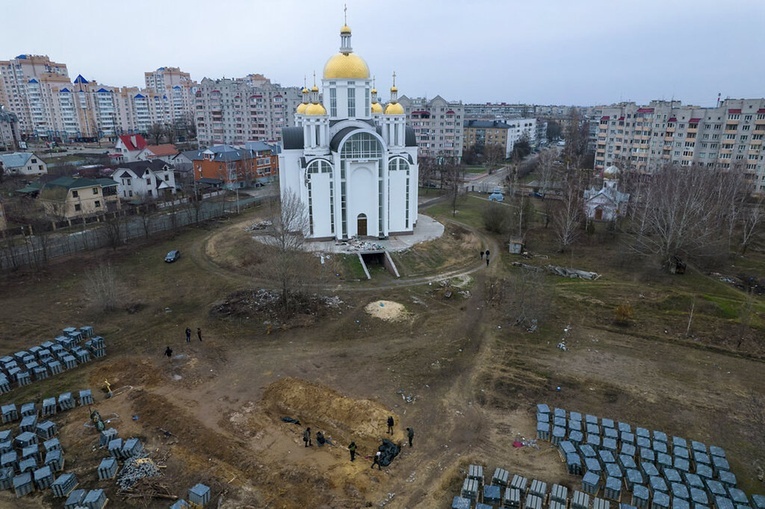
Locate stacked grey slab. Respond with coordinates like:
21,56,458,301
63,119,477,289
98,457,118,480
65,489,87,509
188,483,211,506
535,403,762,509
170,500,192,509
82,488,108,509
13,471,34,497
0,326,104,394
51,472,78,498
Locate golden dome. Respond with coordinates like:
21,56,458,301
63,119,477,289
311,84,319,92
302,87,309,94
340,24,351,34
296,103,308,114
371,87,377,94
371,102,383,114
385,102,405,115
390,86,398,93
323,53,370,79
306,103,327,116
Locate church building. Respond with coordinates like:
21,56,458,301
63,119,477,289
279,22,419,240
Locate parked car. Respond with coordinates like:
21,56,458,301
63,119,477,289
164,250,181,263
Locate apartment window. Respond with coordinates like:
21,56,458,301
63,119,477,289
726,124,737,131
72,190,79,198
745,115,752,121
129,190,133,197
92,187,99,195
742,125,750,131
74,204,81,211
728,114,740,120
95,200,101,208
146,178,151,185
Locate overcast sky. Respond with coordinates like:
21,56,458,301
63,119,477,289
2,0,763,107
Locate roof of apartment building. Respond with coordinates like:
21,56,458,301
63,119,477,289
464,120,510,129
186,145,259,162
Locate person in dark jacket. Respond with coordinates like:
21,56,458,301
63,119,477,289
349,441,357,461
406,427,414,447
387,416,394,434
371,450,382,469
316,431,326,446
303,427,312,447
185,327,191,343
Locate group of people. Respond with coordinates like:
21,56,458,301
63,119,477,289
164,326,204,361
480,248,491,266
301,415,416,469
185,327,203,343
302,427,332,447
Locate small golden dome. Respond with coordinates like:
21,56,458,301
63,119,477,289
311,84,319,92
371,88,377,94
390,86,398,93
296,103,308,114
371,102,383,114
385,102,405,115
323,53,370,79
306,103,327,116
340,24,351,34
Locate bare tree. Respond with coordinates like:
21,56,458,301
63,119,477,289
263,190,311,314
630,163,737,266
740,196,764,254
485,269,551,328
147,123,164,145
536,148,560,198
553,171,584,252
418,155,436,189
483,143,505,174
84,263,119,312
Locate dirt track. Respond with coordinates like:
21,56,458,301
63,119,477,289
0,208,763,508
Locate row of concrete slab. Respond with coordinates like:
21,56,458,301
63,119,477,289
0,326,105,394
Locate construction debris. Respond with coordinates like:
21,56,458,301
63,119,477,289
547,265,600,280
116,456,161,491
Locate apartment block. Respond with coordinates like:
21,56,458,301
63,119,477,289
592,99,765,191
194,74,301,147
0,54,199,142
0,105,19,150
397,95,464,162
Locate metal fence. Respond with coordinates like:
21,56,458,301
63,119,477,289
0,193,273,271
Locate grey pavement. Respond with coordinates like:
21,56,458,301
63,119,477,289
303,214,445,254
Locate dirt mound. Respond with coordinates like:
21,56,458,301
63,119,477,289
364,300,408,321
262,377,395,439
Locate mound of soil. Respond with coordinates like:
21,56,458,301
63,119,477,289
364,300,408,321
262,377,396,439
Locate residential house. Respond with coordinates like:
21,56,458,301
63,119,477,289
138,144,179,164
112,134,148,163
0,152,48,175
243,141,279,182
189,144,268,189
39,176,119,219
112,160,176,202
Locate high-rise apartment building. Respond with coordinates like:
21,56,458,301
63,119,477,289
0,54,199,142
592,99,765,191
144,67,196,127
194,74,301,147
397,95,464,162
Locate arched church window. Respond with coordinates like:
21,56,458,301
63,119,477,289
388,157,410,172
307,159,332,174
341,132,382,160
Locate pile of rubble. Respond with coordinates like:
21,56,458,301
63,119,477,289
334,238,384,252
245,220,273,232
116,456,161,491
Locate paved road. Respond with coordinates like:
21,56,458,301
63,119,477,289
463,166,511,194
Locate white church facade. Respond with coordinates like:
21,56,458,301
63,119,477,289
279,23,419,240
